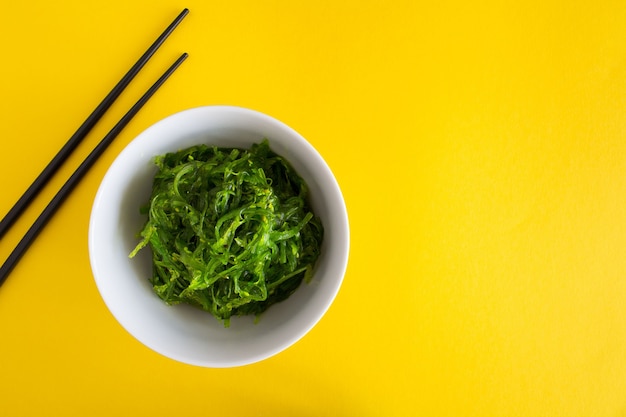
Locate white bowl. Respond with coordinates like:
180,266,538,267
88,106,349,367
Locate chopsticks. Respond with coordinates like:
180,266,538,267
0,8,188,240
0,10,189,286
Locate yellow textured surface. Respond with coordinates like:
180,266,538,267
2,1,626,416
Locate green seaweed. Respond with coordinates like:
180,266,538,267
129,140,323,327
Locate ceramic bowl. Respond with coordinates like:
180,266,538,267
88,106,349,367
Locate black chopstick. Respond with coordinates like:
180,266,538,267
0,8,189,240
0,52,189,287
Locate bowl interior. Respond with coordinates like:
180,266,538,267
89,106,349,367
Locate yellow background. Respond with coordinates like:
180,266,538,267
1,1,626,415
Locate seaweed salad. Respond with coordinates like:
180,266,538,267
129,140,323,327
